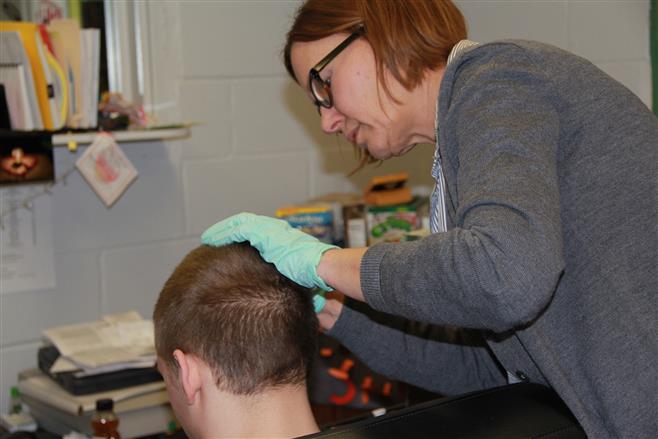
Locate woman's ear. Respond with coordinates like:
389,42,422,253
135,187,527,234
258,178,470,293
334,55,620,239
173,349,203,405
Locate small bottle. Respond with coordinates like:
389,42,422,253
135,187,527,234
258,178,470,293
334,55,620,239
91,398,121,439
10,386,22,414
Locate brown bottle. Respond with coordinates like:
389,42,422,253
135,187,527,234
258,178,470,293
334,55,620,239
91,398,121,439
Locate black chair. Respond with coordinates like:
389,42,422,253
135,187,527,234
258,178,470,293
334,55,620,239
303,383,586,438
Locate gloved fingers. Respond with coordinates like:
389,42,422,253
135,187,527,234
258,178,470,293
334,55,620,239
201,212,336,290
201,212,256,245
313,293,326,313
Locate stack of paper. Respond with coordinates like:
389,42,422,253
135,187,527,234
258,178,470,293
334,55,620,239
19,368,166,415
18,369,172,438
43,311,156,376
0,30,42,130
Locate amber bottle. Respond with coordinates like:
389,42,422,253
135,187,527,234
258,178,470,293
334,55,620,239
91,398,121,439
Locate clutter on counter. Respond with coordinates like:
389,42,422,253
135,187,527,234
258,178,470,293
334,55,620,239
279,173,429,249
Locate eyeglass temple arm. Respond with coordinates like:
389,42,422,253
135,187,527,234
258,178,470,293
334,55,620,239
313,27,365,72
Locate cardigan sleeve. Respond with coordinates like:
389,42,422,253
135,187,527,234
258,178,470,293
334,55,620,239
327,303,507,394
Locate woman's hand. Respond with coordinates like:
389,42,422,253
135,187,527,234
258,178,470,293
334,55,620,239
202,212,338,291
317,292,345,332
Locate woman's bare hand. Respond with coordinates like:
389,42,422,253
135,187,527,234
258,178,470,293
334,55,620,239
317,291,345,332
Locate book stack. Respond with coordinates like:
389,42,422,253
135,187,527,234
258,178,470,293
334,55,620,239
18,369,173,438
0,19,100,131
18,311,170,437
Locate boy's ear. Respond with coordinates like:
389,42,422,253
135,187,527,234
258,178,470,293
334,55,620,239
173,349,203,405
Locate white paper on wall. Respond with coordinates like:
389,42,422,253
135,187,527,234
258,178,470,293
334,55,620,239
0,186,56,294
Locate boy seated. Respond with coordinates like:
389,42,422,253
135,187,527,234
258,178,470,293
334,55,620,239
153,243,320,438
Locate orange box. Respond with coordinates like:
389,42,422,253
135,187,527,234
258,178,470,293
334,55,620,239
363,172,412,206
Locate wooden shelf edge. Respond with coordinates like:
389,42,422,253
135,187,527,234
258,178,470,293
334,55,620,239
52,127,191,146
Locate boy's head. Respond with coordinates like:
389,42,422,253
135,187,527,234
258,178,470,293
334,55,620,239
153,243,318,397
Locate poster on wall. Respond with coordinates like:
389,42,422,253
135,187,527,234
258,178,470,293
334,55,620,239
0,185,56,294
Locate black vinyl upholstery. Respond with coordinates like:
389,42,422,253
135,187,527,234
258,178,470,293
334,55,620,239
304,383,586,439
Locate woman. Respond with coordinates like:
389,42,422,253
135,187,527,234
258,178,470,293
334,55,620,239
202,1,657,437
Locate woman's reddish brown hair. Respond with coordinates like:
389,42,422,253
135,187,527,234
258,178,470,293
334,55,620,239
283,0,467,169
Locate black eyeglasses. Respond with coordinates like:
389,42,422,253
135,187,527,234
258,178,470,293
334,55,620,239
308,27,364,113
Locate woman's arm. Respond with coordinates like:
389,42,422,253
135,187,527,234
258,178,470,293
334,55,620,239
324,298,507,395
317,247,367,302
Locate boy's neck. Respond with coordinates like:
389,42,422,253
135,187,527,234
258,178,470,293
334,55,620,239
198,384,319,439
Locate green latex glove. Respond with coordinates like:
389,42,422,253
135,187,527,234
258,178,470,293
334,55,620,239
201,212,338,292
312,290,326,313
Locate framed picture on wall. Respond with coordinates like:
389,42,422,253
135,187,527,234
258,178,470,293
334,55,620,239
0,130,54,186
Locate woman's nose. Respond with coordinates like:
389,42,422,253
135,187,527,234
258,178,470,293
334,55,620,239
320,106,343,134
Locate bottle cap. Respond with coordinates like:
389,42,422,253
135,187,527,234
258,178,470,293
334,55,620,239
96,398,114,411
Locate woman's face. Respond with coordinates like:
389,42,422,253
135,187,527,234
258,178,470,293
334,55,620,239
291,34,428,160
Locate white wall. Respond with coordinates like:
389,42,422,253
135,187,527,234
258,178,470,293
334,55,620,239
458,0,652,108
0,0,652,413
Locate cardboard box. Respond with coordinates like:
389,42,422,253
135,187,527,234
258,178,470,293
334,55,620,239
276,203,334,244
366,197,428,245
363,172,412,206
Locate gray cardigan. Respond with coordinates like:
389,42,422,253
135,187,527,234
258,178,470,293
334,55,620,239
328,40,658,438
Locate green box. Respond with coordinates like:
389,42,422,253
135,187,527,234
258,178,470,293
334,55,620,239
365,197,428,245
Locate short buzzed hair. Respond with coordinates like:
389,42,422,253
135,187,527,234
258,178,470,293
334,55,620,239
153,243,318,395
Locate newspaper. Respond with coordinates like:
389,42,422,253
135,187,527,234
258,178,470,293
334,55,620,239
42,311,156,375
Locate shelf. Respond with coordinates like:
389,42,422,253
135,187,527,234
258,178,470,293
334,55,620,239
52,127,191,146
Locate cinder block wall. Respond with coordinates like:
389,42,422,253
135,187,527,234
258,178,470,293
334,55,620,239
0,0,651,413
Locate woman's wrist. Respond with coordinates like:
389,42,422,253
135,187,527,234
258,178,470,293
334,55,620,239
317,247,367,302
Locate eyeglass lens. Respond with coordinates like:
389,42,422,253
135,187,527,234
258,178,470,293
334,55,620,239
308,27,364,112
310,75,331,108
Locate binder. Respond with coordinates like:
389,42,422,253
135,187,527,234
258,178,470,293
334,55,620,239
0,22,55,129
38,345,163,396
0,30,42,129
0,68,23,129
0,84,11,129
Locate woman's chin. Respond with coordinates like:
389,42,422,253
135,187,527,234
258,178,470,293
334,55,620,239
396,143,418,156
366,149,390,160
368,143,416,160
